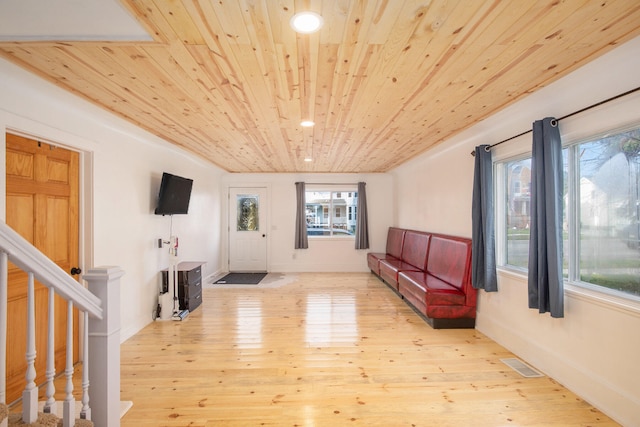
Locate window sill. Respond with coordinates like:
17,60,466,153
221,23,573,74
564,283,640,318
496,267,640,318
308,236,355,241
496,266,528,282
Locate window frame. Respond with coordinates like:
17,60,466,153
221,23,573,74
495,153,532,275
305,185,358,239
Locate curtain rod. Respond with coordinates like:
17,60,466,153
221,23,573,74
471,85,640,156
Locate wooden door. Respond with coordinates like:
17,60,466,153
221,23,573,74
5,133,80,404
228,187,268,272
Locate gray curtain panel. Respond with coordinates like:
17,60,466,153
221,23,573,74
355,182,370,249
528,117,564,318
471,145,498,291
294,182,308,249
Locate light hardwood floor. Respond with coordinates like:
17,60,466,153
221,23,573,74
118,273,618,427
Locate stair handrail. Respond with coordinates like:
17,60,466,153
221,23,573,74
0,221,102,319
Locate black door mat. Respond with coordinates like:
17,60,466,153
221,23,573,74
214,272,268,285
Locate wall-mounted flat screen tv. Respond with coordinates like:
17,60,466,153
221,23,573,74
154,172,193,215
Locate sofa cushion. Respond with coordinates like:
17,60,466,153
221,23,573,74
398,270,465,307
426,235,471,291
385,227,406,259
400,231,430,270
367,252,398,275
424,274,466,306
379,258,421,289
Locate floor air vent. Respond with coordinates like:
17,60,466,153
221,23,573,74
500,358,544,378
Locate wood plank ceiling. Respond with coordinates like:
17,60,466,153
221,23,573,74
0,1,639,173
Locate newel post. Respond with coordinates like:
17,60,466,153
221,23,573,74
83,267,124,427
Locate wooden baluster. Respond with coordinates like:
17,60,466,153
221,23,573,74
80,311,91,420
63,300,75,427
43,287,57,414
0,252,8,427
22,272,38,423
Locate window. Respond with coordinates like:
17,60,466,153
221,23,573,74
306,190,357,237
498,125,640,299
503,159,532,269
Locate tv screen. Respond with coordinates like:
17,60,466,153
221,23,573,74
154,172,193,215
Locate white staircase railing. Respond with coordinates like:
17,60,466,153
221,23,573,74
0,221,122,427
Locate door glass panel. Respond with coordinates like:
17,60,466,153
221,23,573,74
237,195,259,231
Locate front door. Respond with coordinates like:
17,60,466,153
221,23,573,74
228,187,267,272
5,133,80,403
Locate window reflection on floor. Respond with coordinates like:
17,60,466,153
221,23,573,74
305,293,358,345
236,297,263,348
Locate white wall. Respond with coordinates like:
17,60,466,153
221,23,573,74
0,58,225,341
221,173,394,273
391,36,640,426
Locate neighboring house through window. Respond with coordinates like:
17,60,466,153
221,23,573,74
305,187,358,237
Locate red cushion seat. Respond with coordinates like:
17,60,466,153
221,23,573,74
367,252,389,274
379,258,421,290
398,271,465,306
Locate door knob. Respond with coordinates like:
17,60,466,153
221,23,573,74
70,267,82,275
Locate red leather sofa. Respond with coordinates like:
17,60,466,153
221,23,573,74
367,227,477,329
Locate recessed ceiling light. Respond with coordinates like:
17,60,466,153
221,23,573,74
290,12,323,34
300,120,315,127
304,157,313,162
